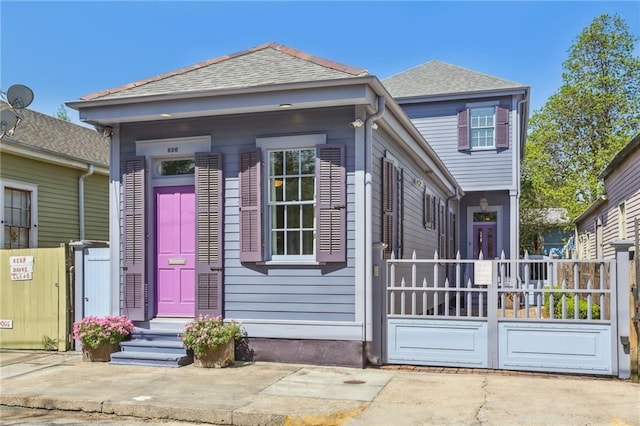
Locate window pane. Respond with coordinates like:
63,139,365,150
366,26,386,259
285,178,299,201
285,150,299,174
302,231,314,255
302,205,314,228
272,231,284,255
158,160,194,176
300,149,315,174
270,178,284,201
287,231,300,255
12,208,21,226
270,151,283,175
272,205,284,229
301,177,314,200
287,205,300,228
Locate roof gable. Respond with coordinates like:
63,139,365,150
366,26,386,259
81,42,369,101
383,60,526,98
0,101,109,167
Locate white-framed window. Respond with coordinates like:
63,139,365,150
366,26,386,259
1,180,38,249
470,107,495,149
257,134,325,261
268,148,316,258
618,202,627,239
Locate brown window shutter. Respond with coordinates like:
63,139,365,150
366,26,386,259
316,144,346,262
195,152,223,317
239,149,263,262
382,158,395,259
457,108,470,150
495,106,509,148
122,156,147,321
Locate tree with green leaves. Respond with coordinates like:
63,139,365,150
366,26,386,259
520,14,640,253
55,104,72,122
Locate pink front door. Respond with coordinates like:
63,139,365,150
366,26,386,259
155,186,195,317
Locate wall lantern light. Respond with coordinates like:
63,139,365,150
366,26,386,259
479,193,489,212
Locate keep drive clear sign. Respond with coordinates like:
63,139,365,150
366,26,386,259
9,256,34,281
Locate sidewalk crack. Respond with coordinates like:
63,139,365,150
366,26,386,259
474,376,488,425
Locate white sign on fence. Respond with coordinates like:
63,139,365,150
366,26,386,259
474,260,493,285
9,256,34,281
0,319,13,329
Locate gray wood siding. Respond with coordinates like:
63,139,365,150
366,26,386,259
1,153,109,247
575,210,598,259
120,107,357,322
400,97,515,191
602,148,640,259
371,128,450,260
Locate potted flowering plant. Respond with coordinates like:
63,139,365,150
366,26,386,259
73,315,134,362
181,315,243,368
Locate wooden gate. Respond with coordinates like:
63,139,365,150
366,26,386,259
0,247,69,350
386,252,625,377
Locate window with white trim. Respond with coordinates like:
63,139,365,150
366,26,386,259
268,148,316,258
470,107,495,148
1,180,38,249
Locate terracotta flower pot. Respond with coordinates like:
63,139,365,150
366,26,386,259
193,340,235,368
82,343,121,362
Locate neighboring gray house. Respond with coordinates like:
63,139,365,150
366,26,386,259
383,61,530,261
68,42,462,367
574,133,640,259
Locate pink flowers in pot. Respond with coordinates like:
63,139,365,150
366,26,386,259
181,315,243,358
72,315,134,349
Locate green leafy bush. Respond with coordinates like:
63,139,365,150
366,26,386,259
543,286,600,319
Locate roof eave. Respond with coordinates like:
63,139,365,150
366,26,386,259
573,195,608,225
599,133,640,180
1,138,109,174
391,86,529,105
67,76,376,110
369,78,464,197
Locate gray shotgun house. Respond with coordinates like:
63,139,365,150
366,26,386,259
574,133,640,259
384,61,530,261
68,42,463,367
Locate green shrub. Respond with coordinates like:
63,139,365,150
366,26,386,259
543,286,600,319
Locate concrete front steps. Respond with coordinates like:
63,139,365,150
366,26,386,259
110,319,193,368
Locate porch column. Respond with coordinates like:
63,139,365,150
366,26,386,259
109,125,121,315
509,189,518,259
612,239,633,379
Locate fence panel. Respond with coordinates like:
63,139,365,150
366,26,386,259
0,247,68,350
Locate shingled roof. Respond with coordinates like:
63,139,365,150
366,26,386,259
383,60,526,98
1,101,109,167
81,42,369,101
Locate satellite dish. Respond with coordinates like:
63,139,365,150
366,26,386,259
1,109,19,136
7,84,34,109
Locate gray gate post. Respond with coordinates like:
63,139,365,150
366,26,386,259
612,239,633,379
